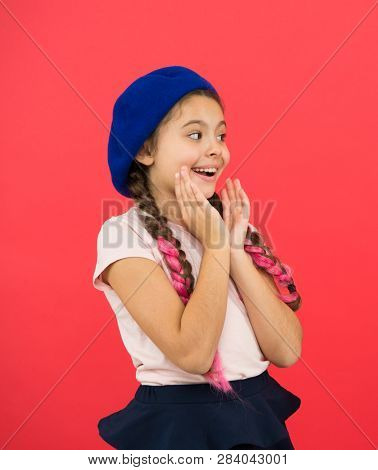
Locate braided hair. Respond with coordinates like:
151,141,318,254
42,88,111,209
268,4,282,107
126,89,302,404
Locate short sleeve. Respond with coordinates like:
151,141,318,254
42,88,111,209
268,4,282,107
92,216,157,292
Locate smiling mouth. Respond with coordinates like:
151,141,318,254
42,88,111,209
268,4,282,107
190,168,219,182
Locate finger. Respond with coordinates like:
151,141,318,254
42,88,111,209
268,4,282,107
234,179,243,209
189,178,208,208
229,179,242,222
226,178,238,216
237,184,251,220
179,167,190,216
182,167,204,228
221,188,231,230
221,186,231,208
175,171,188,219
181,166,196,204
238,184,250,207
180,166,197,220
226,178,237,203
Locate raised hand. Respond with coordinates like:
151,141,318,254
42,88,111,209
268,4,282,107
175,166,230,251
220,177,251,251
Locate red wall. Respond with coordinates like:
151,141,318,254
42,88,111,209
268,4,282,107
1,0,377,450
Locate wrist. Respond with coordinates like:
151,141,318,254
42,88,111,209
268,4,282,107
204,244,231,255
230,245,247,256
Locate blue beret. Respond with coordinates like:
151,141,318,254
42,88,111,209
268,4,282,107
108,65,218,197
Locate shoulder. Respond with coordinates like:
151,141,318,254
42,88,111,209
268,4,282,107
97,206,153,247
93,206,158,291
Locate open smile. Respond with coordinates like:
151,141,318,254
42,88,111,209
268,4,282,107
190,168,219,182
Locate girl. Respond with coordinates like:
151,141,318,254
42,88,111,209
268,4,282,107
92,65,303,450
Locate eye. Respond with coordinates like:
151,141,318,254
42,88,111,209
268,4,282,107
188,131,227,141
188,131,201,140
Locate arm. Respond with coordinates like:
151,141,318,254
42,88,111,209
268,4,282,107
180,246,231,373
230,248,303,367
104,245,230,376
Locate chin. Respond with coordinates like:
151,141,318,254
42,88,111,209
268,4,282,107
202,188,216,199
189,174,217,199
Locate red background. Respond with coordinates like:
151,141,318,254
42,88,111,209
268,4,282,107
1,0,377,450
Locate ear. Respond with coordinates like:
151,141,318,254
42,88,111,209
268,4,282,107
135,145,154,167
135,154,154,166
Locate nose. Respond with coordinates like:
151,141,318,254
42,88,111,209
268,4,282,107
207,137,223,158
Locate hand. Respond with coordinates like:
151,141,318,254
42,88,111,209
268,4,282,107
220,177,251,251
175,166,230,250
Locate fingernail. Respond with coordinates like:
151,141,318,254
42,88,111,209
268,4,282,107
175,172,179,178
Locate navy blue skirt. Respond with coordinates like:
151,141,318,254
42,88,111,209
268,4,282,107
98,369,301,450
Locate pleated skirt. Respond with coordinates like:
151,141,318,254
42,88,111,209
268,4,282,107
98,369,301,450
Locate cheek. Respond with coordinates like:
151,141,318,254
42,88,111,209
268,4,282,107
177,155,199,172
223,148,231,166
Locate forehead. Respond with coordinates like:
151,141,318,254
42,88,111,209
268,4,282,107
172,95,224,124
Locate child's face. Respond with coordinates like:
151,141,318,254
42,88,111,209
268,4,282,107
138,95,230,204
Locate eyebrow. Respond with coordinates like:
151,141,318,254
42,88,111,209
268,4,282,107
181,119,227,129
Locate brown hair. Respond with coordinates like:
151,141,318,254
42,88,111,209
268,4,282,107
126,89,301,404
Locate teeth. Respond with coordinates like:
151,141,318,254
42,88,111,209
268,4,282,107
192,167,217,173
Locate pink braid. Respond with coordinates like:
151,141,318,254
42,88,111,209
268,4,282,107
157,235,235,394
243,229,299,304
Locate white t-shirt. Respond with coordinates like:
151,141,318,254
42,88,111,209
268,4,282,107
92,205,270,385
